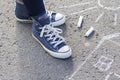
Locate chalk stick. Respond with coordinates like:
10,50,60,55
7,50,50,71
77,16,83,28
85,27,95,37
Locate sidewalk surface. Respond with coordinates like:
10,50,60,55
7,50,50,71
0,0,120,80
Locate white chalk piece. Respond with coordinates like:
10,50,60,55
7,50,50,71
77,16,83,28
85,27,95,37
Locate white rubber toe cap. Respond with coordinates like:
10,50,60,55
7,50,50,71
58,45,70,52
55,13,64,21
52,14,65,26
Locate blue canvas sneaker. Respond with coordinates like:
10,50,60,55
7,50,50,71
32,14,72,59
15,2,66,26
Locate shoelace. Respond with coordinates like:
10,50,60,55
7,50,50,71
40,25,65,48
47,11,53,20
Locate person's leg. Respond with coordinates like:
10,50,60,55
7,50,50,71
16,0,72,59
22,0,46,17
15,0,66,26
16,0,46,16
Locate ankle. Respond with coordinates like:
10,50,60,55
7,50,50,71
32,12,50,26
32,12,47,20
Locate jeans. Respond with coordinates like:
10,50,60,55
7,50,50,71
16,0,46,16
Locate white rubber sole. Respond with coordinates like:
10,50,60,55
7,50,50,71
16,17,33,23
51,16,66,26
16,16,66,26
32,33,72,59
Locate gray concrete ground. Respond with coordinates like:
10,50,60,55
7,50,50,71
0,0,120,80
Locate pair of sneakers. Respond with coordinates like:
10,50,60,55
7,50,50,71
15,2,72,59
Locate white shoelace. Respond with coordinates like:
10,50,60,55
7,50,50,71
47,11,53,20
40,25,65,48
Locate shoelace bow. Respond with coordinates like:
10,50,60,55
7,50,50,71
40,25,65,48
